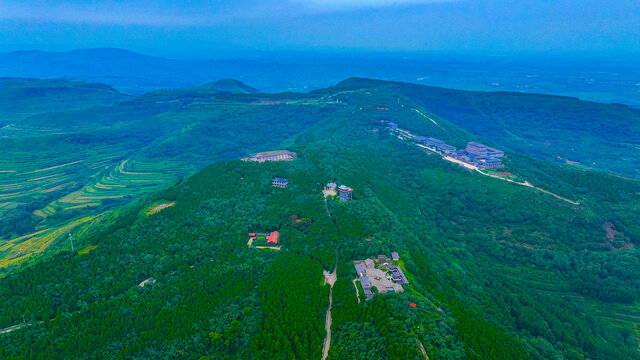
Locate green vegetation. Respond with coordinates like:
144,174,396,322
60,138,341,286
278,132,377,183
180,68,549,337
0,77,638,359
0,78,129,126
326,78,640,178
0,82,342,262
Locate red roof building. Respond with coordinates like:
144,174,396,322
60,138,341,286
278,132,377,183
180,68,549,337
266,231,279,245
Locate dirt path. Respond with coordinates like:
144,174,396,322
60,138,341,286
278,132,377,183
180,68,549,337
322,257,338,360
0,323,26,335
417,339,430,360
474,169,580,205
352,278,361,304
409,135,581,205
411,108,446,131
443,155,477,171
254,246,281,250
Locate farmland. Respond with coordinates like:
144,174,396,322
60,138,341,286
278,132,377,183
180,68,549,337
0,79,344,265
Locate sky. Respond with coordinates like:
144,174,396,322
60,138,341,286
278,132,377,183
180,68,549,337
0,0,639,58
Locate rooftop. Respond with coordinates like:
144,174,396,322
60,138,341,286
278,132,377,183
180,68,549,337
266,231,279,244
252,150,294,157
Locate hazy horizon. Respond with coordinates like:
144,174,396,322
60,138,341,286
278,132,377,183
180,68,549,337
1,0,639,59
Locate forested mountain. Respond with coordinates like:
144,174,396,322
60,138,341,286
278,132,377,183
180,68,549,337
1,77,639,265
0,76,638,359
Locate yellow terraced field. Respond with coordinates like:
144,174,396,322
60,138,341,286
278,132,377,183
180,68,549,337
22,160,84,174
64,203,101,210
77,244,98,255
40,182,74,193
0,216,96,267
27,173,63,182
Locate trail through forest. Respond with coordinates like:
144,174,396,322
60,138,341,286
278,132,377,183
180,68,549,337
322,252,338,360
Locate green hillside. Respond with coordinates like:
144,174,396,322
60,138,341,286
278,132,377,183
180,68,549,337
0,93,638,359
326,78,640,178
0,78,130,126
2,77,639,269
0,86,342,263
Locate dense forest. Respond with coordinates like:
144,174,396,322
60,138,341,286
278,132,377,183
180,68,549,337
0,78,639,359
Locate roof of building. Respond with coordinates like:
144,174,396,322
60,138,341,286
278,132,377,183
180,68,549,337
413,136,428,141
253,150,294,157
467,141,487,147
266,231,279,244
354,263,366,275
437,144,456,150
426,137,445,143
360,276,372,288
475,155,500,162
364,259,375,268
273,177,288,182
391,252,399,260
338,185,353,191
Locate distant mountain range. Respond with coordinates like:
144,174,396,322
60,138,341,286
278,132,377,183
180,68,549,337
1,48,639,107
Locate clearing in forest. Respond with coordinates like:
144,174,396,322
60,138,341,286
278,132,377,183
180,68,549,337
146,201,175,215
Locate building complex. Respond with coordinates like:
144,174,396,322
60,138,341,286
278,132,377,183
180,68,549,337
385,122,506,169
353,253,406,300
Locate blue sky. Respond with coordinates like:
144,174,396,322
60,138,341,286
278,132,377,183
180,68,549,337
0,0,639,58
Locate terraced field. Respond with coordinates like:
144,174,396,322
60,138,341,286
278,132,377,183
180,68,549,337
0,216,99,267
0,82,345,267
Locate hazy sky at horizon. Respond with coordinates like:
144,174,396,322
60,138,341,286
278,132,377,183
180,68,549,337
1,0,639,58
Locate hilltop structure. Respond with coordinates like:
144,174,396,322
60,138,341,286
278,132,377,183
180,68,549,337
338,185,353,201
244,150,296,162
353,254,406,300
266,231,279,245
247,231,280,247
466,142,504,158
388,122,507,170
272,177,289,188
